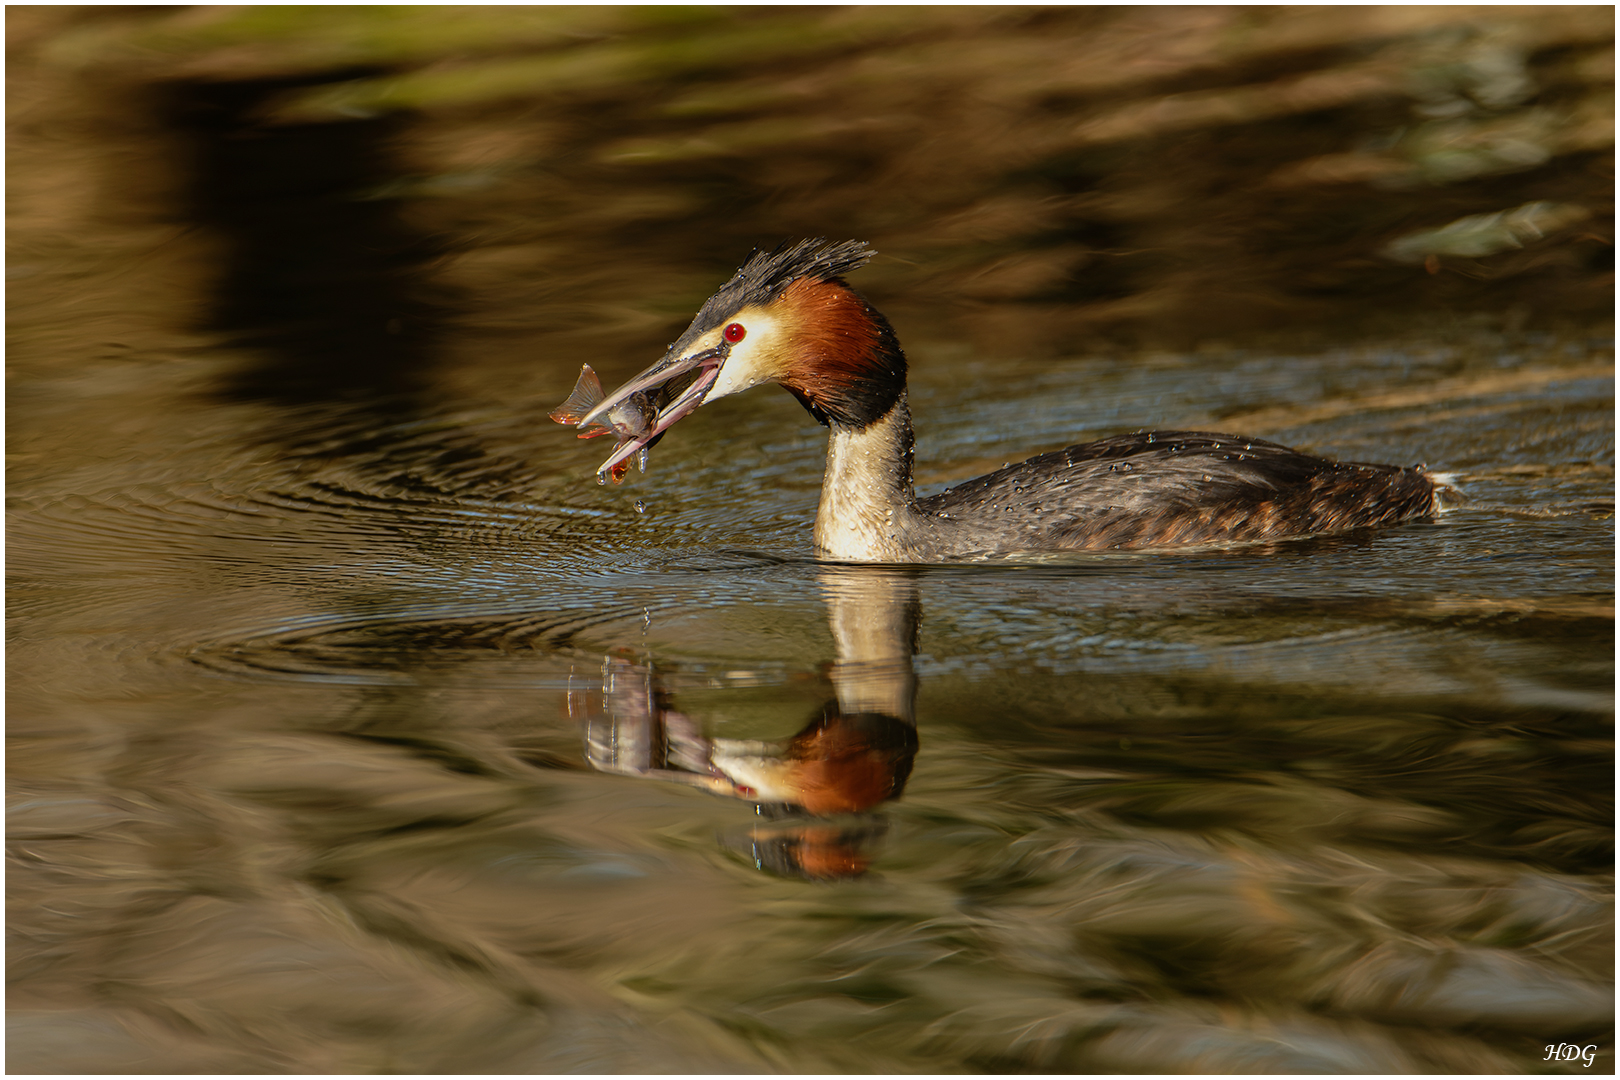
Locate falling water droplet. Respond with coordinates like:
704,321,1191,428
634,499,646,514
637,447,650,473
596,473,607,486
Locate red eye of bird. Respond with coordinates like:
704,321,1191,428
723,322,746,343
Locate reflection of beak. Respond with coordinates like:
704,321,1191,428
578,344,729,477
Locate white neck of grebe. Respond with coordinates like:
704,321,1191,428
813,392,919,561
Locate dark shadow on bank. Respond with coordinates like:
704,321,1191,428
163,71,450,413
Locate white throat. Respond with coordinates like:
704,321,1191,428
813,394,917,561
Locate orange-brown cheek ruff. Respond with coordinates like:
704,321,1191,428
772,278,907,429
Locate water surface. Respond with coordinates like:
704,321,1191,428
7,7,1614,1074
12,299,1612,1071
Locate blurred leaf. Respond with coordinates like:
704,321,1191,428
1385,202,1594,263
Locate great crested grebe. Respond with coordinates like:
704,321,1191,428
554,239,1450,561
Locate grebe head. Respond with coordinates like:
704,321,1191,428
565,239,906,480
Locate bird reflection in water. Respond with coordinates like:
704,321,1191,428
570,568,919,880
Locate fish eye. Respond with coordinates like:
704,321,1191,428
723,322,746,343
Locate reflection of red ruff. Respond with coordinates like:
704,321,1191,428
788,825,871,879
782,709,917,815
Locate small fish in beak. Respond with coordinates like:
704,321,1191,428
551,344,729,483
549,364,655,441
549,364,659,482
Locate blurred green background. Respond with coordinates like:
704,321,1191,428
9,4,1612,389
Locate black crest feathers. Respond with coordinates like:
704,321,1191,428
728,239,875,304
669,239,876,353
